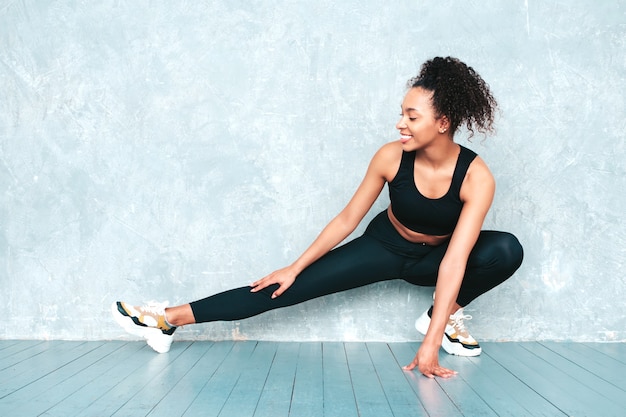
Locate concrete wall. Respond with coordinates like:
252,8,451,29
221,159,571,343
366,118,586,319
1,0,624,342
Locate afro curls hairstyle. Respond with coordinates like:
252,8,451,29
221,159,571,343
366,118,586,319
407,57,498,138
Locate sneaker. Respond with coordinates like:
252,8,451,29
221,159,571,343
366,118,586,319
111,301,176,353
415,305,482,356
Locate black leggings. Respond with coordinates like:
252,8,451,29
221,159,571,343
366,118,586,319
190,210,524,323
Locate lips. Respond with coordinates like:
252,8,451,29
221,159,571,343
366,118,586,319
400,134,412,143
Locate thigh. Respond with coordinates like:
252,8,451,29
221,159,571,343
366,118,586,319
457,231,523,304
399,231,523,283
400,243,448,286
391,231,523,305
466,230,523,272
273,234,407,306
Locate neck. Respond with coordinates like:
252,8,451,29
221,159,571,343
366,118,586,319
416,139,459,168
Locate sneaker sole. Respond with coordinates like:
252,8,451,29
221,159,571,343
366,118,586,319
414,311,482,357
110,302,173,353
415,310,431,335
442,334,482,357
145,333,174,354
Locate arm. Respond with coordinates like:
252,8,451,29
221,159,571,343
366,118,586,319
251,143,396,298
404,156,495,377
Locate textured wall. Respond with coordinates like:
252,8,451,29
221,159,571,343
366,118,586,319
1,1,624,342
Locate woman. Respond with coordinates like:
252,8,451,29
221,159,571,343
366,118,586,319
112,56,523,378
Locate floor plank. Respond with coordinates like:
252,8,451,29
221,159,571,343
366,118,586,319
542,341,626,391
0,340,44,358
75,341,194,417
0,340,22,350
253,342,299,417
289,342,324,417
1,341,54,398
0,341,68,382
344,342,394,417
110,341,213,416
321,342,358,417
527,342,626,408
366,342,429,416
0,340,624,417
431,343,500,417
4,342,125,416
217,341,277,417
145,341,233,417
40,341,149,417
469,343,567,417
584,342,626,365
181,341,257,417
388,342,463,417
0,341,104,401
487,342,625,417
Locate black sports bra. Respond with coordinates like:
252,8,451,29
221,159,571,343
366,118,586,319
388,146,477,236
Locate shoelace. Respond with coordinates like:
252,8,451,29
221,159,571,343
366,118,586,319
450,313,472,335
140,301,169,316
141,301,179,330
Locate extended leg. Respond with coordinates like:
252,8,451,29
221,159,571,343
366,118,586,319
189,233,405,323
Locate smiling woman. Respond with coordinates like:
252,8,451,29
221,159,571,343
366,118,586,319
112,56,524,379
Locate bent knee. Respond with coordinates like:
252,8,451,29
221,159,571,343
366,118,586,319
494,231,524,271
476,231,524,272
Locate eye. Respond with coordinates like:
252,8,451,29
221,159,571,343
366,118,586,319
399,111,417,121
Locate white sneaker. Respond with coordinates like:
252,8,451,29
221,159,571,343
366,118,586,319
111,301,176,353
415,305,482,356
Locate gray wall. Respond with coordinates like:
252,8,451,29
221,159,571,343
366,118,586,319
1,1,624,342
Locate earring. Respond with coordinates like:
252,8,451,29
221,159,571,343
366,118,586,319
440,128,447,133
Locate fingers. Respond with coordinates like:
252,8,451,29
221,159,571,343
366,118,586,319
250,275,273,293
402,362,435,378
250,266,297,298
402,360,457,378
429,366,457,379
403,364,456,378
250,280,283,298
271,286,286,299
249,274,292,298
272,277,296,298
402,359,419,372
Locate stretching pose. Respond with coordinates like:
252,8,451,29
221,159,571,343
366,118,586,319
112,56,523,378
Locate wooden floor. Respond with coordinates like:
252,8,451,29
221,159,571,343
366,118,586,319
0,340,624,417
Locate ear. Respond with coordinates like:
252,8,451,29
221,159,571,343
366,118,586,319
438,115,450,134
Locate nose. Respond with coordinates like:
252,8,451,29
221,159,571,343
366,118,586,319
396,116,406,130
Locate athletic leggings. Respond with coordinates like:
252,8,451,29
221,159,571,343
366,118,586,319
190,210,524,323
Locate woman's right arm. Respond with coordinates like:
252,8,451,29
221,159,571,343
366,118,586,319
250,142,398,298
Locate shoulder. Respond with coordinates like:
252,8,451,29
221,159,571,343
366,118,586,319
461,154,495,201
467,155,493,181
374,140,403,159
370,141,403,181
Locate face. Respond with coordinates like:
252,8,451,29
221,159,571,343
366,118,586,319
396,87,447,150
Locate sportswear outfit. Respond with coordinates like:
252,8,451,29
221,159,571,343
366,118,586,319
113,145,523,354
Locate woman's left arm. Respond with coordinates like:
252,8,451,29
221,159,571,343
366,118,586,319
404,156,495,378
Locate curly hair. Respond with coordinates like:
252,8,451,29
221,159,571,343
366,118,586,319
407,57,498,138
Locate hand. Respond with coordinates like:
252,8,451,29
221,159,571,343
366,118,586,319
250,265,298,299
402,343,457,379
